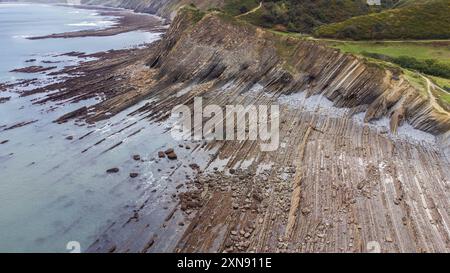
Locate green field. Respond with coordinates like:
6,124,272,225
326,40,450,65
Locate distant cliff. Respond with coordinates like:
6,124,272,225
81,0,222,19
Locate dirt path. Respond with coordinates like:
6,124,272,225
421,74,447,113
236,2,262,18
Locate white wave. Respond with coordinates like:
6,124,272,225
12,35,30,39
0,3,31,8
67,20,115,27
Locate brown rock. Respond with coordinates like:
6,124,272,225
164,148,174,154
189,163,199,170
10,65,56,73
133,155,141,161
167,152,177,160
158,151,165,158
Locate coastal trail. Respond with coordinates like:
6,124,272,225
236,2,262,18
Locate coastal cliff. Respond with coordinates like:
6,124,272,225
4,4,448,253
82,9,450,254
146,8,450,135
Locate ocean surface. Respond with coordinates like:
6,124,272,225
0,2,161,81
0,2,171,252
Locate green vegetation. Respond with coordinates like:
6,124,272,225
430,75,450,91
382,55,450,78
403,69,429,97
327,40,450,78
314,0,450,40
182,4,206,23
327,41,450,65
222,0,260,16
243,0,397,33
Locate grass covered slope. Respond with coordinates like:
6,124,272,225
314,0,450,40
237,0,398,33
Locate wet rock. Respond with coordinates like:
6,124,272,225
0,97,11,104
65,136,74,140
0,140,9,144
189,163,199,170
133,155,141,161
229,168,236,174
167,151,178,160
130,173,139,178
10,65,56,73
106,168,119,174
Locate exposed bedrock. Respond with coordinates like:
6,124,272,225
146,10,450,136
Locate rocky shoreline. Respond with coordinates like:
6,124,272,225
28,5,167,40
1,5,449,253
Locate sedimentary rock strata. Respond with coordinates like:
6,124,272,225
4,7,449,253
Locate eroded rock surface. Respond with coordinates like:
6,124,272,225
5,7,449,253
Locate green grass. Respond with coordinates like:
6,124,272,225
314,0,450,40
327,40,450,79
434,89,450,105
237,0,390,33
222,0,260,16
430,75,450,90
326,40,450,65
403,69,429,97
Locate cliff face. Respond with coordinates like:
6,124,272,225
147,9,450,135
83,10,450,253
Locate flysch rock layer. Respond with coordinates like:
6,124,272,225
85,9,449,253
8,7,450,252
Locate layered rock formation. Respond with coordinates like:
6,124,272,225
146,8,450,135
5,5,448,252
84,9,450,252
